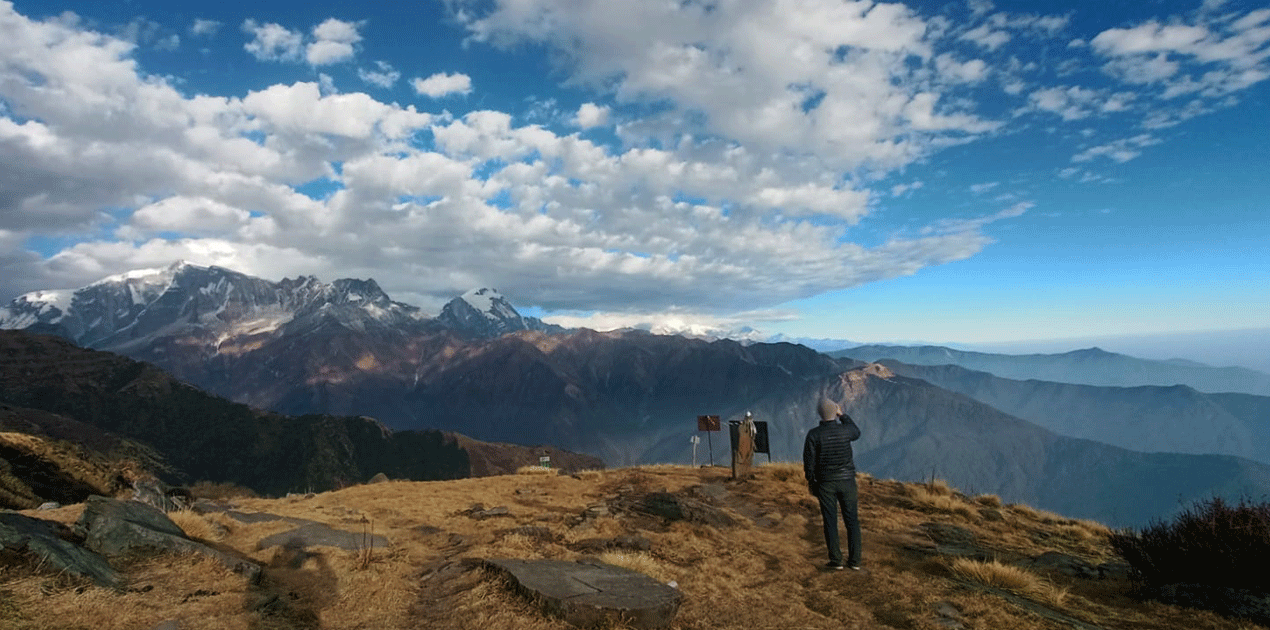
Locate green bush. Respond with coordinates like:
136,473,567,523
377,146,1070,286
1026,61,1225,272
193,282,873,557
1109,496,1270,592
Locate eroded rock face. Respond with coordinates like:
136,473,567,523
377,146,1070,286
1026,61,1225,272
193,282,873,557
483,558,682,630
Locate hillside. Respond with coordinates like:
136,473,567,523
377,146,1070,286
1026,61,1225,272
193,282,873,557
876,360,1270,464
0,330,601,505
834,345,1270,396
1,465,1258,630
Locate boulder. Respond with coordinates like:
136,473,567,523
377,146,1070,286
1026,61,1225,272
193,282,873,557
75,496,261,583
484,558,682,630
0,512,120,588
368,472,389,484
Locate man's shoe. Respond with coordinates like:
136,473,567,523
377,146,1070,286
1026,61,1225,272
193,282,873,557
824,562,845,570
847,564,862,571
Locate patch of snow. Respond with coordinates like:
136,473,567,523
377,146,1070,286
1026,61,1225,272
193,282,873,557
0,311,36,329
461,288,502,315
94,266,169,285
347,293,363,302
29,290,74,314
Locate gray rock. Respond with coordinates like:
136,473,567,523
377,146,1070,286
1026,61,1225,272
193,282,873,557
368,472,389,484
223,510,316,526
501,526,556,542
256,522,387,552
628,493,736,527
484,558,682,630
569,535,653,554
464,504,511,520
0,512,120,588
1097,561,1132,580
36,502,60,510
75,496,261,583
1022,551,1097,579
932,601,965,629
131,479,182,513
911,522,988,559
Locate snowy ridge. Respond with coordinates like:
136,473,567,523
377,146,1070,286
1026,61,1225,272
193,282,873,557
0,262,433,350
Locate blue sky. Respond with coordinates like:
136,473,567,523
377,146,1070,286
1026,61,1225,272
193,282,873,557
1,0,1268,351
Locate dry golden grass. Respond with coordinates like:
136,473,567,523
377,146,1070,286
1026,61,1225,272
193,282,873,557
598,551,676,583
925,477,955,496
905,484,976,519
168,509,223,541
1,467,1252,630
975,493,1004,508
949,558,1070,607
188,480,258,500
515,465,557,476
572,468,605,481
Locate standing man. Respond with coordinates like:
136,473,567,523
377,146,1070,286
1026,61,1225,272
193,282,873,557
803,398,862,570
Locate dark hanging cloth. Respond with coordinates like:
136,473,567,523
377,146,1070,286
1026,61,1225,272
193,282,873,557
754,421,770,454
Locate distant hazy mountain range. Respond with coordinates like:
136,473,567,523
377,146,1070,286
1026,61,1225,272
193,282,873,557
833,344,1270,396
878,361,1270,465
5,264,1270,526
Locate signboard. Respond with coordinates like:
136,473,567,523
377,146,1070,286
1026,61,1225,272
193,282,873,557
753,421,770,455
696,415,721,432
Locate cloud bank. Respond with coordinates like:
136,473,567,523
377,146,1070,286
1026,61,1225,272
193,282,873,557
2,0,1268,331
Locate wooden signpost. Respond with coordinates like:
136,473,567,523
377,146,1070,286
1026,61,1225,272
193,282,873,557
696,415,720,466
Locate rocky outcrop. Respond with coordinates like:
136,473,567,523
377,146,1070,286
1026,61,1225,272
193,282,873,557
483,558,683,630
0,512,120,587
75,496,261,582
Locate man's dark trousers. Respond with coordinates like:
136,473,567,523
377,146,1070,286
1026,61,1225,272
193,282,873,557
816,477,861,566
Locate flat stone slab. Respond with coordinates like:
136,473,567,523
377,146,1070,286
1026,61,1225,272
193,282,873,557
256,522,388,552
484,558,682,630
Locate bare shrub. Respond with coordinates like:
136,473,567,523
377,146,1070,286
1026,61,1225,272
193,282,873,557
1110,496,1270,593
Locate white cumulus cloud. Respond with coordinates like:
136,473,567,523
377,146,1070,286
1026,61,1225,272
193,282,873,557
242,20,302,62
574,102,609,128
306,18,361,65
412,72,472,98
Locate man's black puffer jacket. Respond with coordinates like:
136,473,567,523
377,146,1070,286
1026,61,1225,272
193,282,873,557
803,415,862,484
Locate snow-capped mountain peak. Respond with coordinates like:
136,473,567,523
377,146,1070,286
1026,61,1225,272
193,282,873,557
460,287,502,313
0,262,431,349
438,288,564,339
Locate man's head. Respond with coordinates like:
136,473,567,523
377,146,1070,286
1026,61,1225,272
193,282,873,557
817,398,841,422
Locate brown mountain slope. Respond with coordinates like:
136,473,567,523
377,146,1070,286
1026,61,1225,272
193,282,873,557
1,465,1254,630
0,330,600,502
0,403,171,509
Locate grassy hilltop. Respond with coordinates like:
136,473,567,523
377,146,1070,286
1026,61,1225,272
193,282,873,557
1,464,1259,630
